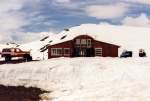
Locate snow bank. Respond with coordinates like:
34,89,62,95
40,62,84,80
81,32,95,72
0,57,150,101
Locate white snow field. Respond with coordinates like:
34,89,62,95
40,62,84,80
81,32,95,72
0,57,150,101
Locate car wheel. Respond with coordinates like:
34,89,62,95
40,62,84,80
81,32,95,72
5,56,11,62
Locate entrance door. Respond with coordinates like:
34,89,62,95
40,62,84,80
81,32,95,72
86,48,94,57
74,48,86,57
74,48,94,57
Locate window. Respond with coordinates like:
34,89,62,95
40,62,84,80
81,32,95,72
87,39,91,47
95,48,102,56
76,38,92,46
81,39,86,44
11,49,15,52
64,48,70,56
76,39,80,44
16,49,20,52
51,48,62,56
2,49,11,52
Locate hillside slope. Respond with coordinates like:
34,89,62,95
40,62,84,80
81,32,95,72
0,57,150,101
18,33,56,60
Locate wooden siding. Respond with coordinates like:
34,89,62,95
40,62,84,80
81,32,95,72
94,40,119,57
48,40,73,58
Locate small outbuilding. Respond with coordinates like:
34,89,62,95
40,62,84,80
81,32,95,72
48,34,119,58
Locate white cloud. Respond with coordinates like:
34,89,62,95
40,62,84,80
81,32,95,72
16,32,55,43
0,12,29,32
0,0,38,43
0,0,57,44
0,31,55,44
0,0,29,32
84,3,129,19
52,0,76,10
0,0,24,13
121,13,150,27
126,0,150,5
54,0,71,3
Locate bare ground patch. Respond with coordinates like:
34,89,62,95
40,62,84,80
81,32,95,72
0,85,50,101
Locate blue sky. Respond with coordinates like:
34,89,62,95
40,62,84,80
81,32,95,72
1,0,150,43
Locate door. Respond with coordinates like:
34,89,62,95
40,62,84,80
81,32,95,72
86,48,94,57
74,48,86,57
74,48,94,57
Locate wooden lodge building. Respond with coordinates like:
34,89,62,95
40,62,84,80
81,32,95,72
48,34,120,59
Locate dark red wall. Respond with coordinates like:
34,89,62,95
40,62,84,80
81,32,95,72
48,40,73,58
94,40,119,57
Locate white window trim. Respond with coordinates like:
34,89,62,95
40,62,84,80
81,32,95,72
51,48,62,56
95,48,102,56
76,39,80,45
64,48,70,56
81,39,86,45
87,39,91,47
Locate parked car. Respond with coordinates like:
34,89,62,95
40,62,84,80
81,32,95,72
139,49,146,57
1,48,32,62
120,50,132,58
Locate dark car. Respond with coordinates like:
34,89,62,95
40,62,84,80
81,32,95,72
120,50,132,58
139,49,146,57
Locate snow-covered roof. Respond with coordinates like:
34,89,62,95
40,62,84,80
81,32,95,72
50,24,150,50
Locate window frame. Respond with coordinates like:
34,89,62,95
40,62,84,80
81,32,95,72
95,48,103,56
87,39,91,47
76,39,80,45
15,48,21,52
64,48,70,56
81,39,87,45
51,48,62,56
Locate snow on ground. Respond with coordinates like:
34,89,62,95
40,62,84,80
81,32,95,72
0,57,150,101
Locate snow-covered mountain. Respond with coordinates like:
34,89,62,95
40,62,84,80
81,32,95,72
38,24,150,58
52,24,150,56
18,33,56,60
2,24,150,60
